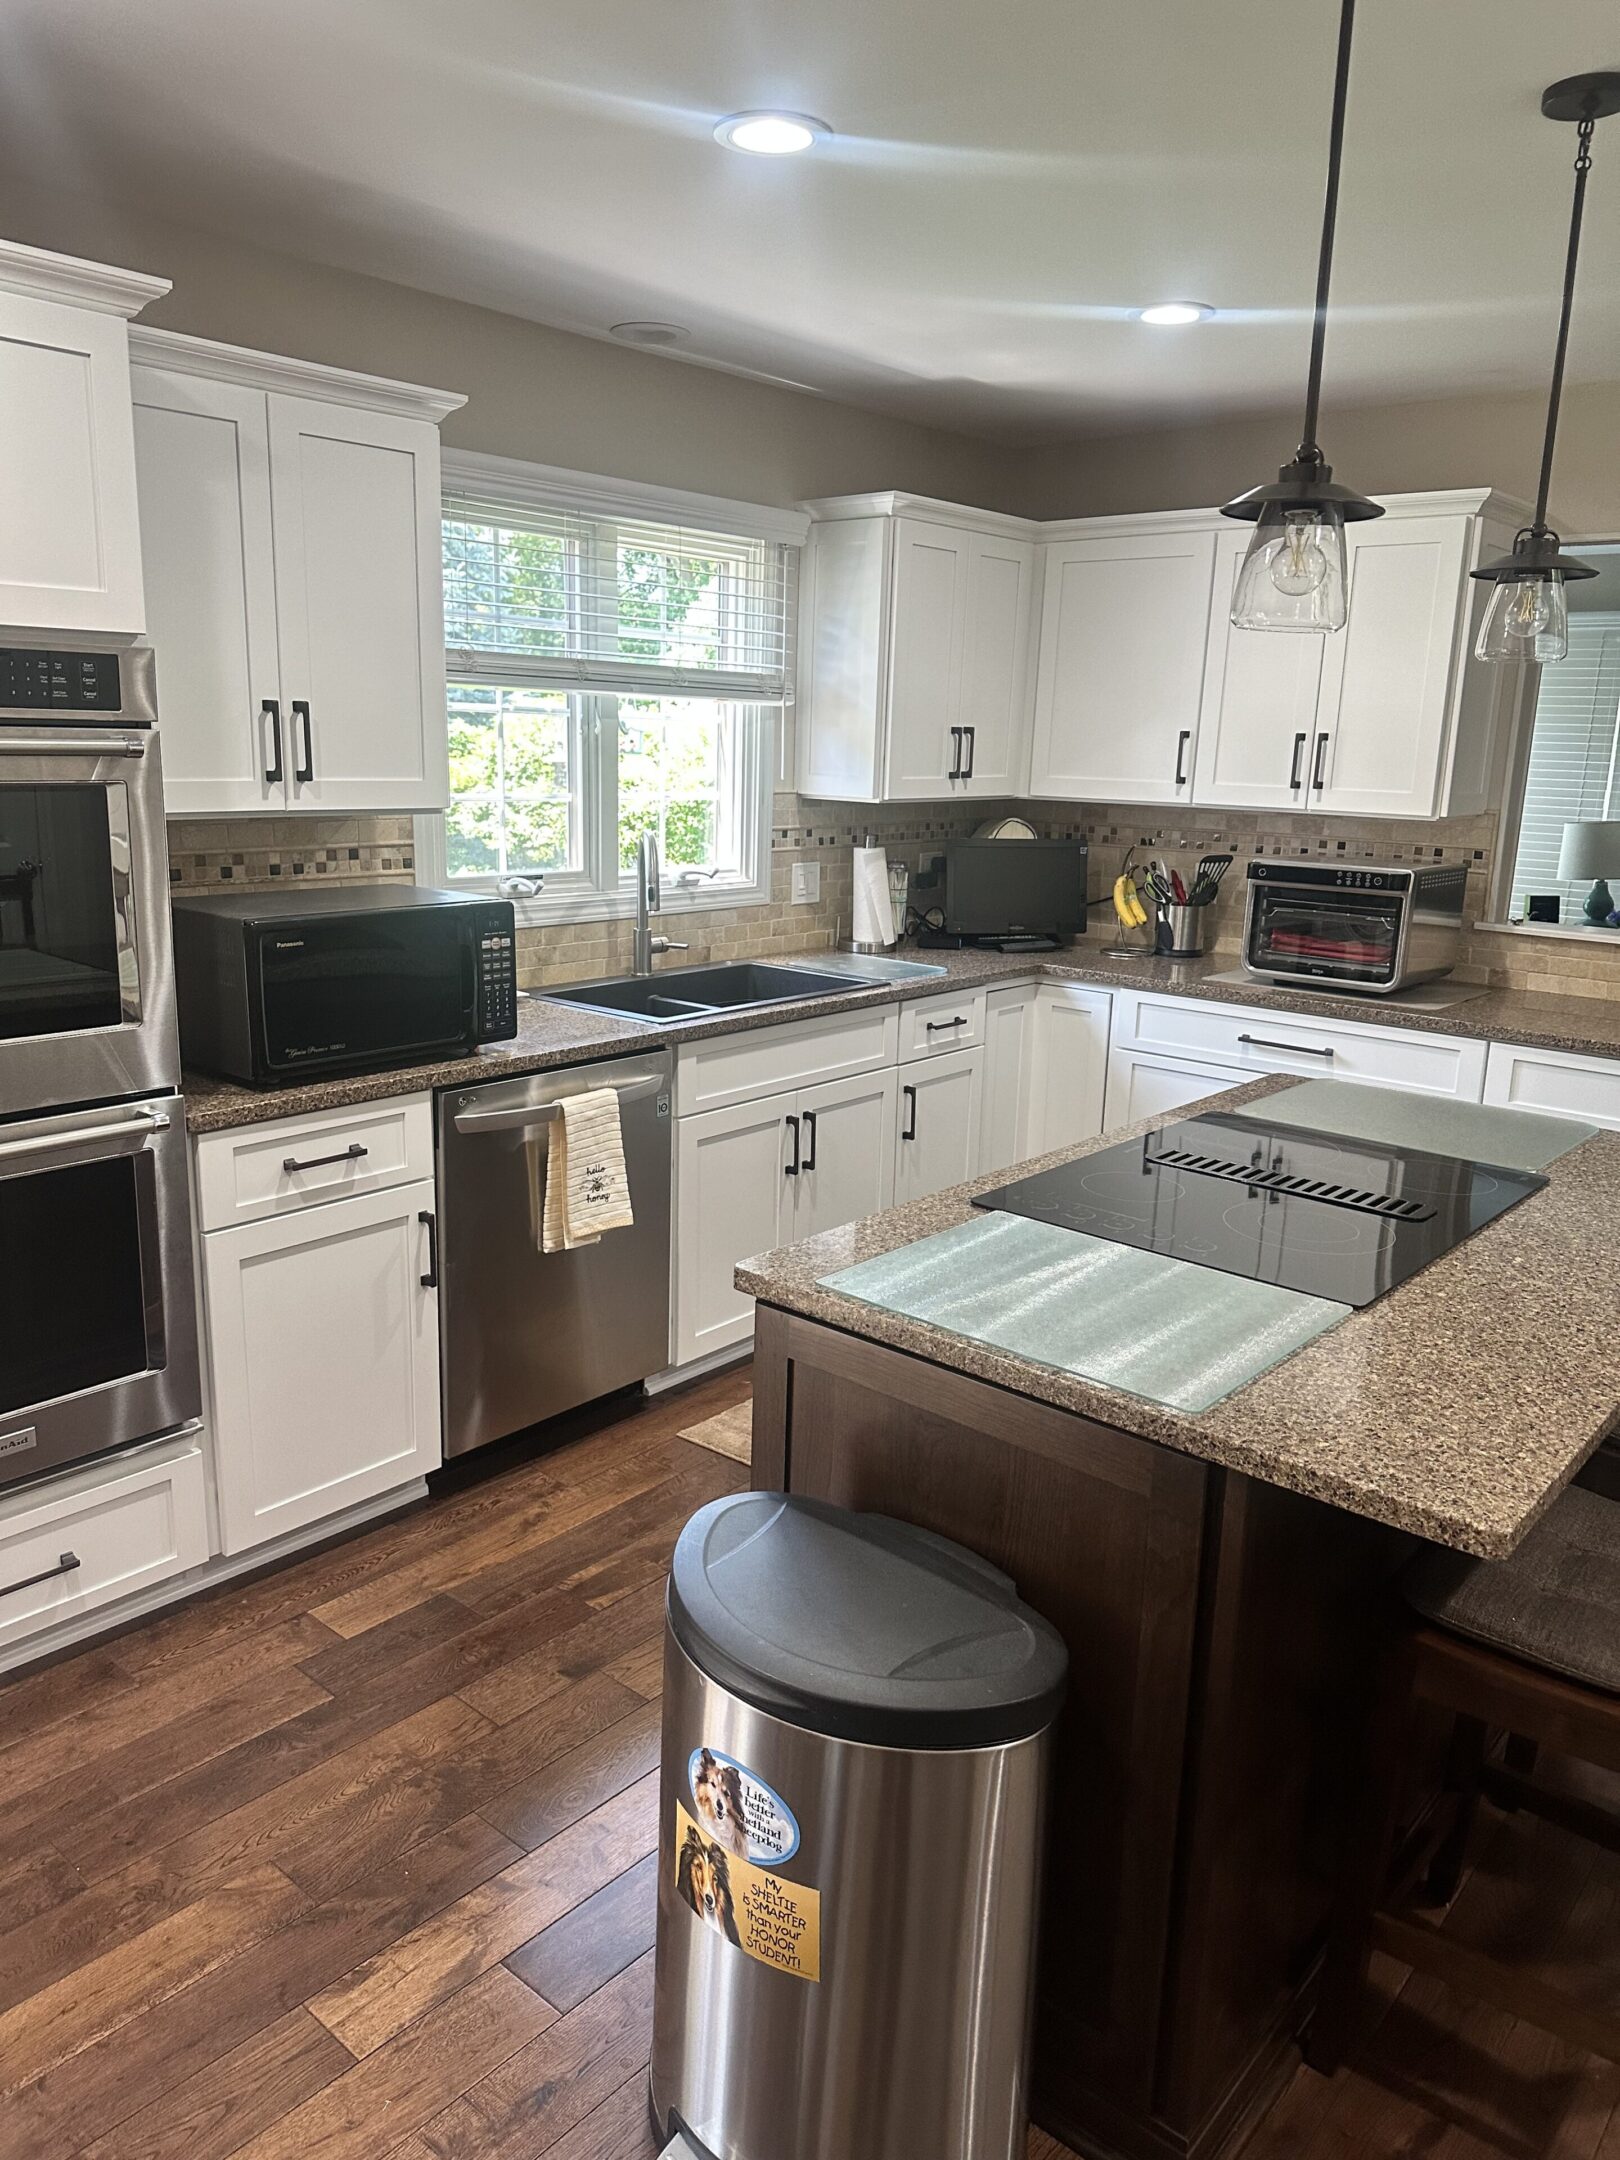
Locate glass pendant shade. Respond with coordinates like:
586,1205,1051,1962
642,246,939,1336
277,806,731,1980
1231,503,1349,632
1475,571,1569,664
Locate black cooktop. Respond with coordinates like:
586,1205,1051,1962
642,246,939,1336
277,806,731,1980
972,1112,1547,1308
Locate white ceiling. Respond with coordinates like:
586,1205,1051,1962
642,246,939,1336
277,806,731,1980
3,0,1619,440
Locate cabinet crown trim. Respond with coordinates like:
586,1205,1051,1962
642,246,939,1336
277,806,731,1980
0,238,170,317
1039,488,1535,544
799,492,1040,539
127,325,467,421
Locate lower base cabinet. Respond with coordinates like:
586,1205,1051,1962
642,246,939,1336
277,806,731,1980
895,1047,982,1203
202,1177,442,1554
1104,1048,1251,1132
1483,1039,1620,1128
1028,982,1111,1153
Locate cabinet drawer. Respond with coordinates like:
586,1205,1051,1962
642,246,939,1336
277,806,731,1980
0,1440,208,1650
676,1005,898,1116
1483,1041,1620,1128
194,1093,434,1231
898,987,986,1061
1111,992,1487,1100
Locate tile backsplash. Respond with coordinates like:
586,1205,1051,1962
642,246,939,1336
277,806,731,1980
165,801,1620,1005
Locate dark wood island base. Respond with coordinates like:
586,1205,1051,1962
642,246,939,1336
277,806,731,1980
751,1304,1415,2160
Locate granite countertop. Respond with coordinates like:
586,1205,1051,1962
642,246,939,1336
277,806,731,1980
181,939,1620,1135
738,1071,1620,1559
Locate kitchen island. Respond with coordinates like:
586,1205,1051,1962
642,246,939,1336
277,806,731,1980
739,1074,1620,2160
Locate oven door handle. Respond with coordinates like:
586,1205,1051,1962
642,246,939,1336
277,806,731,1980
0,1108,171,1163
452,1076,663,1134
3,735,146,758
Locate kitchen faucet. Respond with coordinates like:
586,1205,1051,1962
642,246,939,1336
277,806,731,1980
632,831,688,975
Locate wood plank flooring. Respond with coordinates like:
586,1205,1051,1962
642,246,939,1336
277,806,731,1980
1,1362,1615,2160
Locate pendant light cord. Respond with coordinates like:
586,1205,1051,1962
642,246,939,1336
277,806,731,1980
1531,111,1597,536
1296,0,1357,468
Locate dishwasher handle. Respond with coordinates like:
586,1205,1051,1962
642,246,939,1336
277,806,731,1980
452,1073,664,1134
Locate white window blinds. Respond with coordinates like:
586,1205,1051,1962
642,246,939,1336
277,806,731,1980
443,487,794,701
1511,613,1620,915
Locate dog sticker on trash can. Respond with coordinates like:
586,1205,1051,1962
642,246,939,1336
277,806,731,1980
688,1746,799,1866
674,1798,821,1982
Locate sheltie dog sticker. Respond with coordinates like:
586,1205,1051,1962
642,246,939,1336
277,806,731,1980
673,1748,819,1981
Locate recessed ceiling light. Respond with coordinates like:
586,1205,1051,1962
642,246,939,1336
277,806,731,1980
714,111,831,155
609,321,691,347
1136,301,1217,326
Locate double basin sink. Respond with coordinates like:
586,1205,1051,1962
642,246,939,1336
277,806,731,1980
545,957,944,1024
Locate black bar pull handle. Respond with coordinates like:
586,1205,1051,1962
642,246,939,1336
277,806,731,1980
947,726,963,781
901,1084,917,1142
1175,729,1192,788
282,1142,368,1175
419,1210,439,1289
800,1109,817,1172
1312,730,1330,790
262,699,283,786
1,1551,79,1600
925,1015,968,1034
292,699,314,784
962,724,976,779
784,1114,800,1177
1290,730,1308,791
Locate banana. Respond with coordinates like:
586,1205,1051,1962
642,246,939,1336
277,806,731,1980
1126,880,1148,927
1111,875,1132,928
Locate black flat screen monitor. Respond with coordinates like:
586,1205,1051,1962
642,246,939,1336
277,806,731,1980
943,839,1087,937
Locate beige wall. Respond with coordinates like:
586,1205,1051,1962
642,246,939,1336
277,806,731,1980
1008,381,1620,532
3,187,1018,514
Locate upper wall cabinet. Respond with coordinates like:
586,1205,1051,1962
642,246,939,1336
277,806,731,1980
129,329,465,816
797,494,1037,802
0,241,169,637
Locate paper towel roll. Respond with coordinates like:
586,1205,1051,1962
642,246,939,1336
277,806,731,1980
851,844,896,949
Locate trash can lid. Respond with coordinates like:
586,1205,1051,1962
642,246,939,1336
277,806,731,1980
668,1493,1068,1749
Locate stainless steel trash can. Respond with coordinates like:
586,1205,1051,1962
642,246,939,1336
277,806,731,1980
651,1493,1068,2160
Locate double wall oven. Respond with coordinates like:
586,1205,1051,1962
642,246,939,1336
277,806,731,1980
0,641,200,1491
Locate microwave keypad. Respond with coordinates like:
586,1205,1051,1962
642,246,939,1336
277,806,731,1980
479,934,518,1038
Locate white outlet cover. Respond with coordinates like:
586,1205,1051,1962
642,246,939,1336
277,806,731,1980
791,861,820,905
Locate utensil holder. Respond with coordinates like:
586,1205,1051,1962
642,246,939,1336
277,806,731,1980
1156,903,1206,959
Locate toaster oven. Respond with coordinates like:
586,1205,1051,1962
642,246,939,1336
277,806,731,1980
1241,860,1467,993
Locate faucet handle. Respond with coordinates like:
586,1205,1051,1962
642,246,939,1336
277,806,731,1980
651,937,688,956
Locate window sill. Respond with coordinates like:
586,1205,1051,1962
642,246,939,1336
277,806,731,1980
501,876,774,932
1473,919,1620,946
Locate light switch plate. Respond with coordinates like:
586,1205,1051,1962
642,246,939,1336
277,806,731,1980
791,861,820,905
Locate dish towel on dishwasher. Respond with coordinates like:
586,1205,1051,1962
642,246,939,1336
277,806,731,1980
538,1088,635,1252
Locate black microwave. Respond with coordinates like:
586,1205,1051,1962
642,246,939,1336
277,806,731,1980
171,886,518,1086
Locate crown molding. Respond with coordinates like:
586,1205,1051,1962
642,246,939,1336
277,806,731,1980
127,325,467,421
0,239,170,318
799,491,1039,539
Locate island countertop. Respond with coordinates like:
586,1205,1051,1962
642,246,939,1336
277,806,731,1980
737,1072,1620,1557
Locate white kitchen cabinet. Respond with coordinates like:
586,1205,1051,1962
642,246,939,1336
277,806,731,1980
129,328,464,815
0,243,168,636
797,495,1037,801
1483,1040,1620,1129
1104,1047,1251,1132
979,981,1039,1173
1193,527,1329,811
1028,982,1112,1152
895,1047,982,1204
1112,989,1488,1100
673,1066,896,1366
1028,527,1214,803
203,1175,442,1554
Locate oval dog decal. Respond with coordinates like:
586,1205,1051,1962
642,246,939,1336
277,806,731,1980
688,1744,801,1868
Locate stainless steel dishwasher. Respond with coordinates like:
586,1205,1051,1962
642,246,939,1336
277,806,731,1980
437,1049,673,1457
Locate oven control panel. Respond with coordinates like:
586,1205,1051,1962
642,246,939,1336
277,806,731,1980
0,647,125,714
1247,860,1412,893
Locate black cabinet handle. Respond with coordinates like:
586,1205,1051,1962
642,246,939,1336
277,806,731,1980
925,1016,968,1033
1,1550,79,1600
1238,1033,1336,1059
1290,730,1308,791
784,1114,800,1176
947,726,964,781
962,725,976,779
901,1084,917,1142
1175,729,1192,788
801,1109,817,1171
419,1209,438,1288
292,699,314,783
1312,731,1330,791
282,1142,368,1175
262,699,283,786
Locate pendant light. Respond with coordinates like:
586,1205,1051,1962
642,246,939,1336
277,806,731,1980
1470,73,1620,665
1221,0,1383,631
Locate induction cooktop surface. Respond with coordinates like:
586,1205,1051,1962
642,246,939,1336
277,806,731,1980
971,1112,1547,1308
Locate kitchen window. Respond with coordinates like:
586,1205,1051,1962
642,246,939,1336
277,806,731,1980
419,455,802,923
1502,551,1620,922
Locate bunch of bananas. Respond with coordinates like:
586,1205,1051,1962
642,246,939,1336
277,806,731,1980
1111,872,1148,930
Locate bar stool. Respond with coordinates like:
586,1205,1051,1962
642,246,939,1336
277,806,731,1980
1310,1483,1620,2073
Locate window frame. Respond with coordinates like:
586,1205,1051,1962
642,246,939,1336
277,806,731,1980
420,453,805,928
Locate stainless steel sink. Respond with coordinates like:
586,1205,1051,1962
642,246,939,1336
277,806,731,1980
543,959,872,1023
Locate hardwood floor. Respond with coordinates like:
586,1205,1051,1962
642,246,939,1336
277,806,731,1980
1,1364,1615,2160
